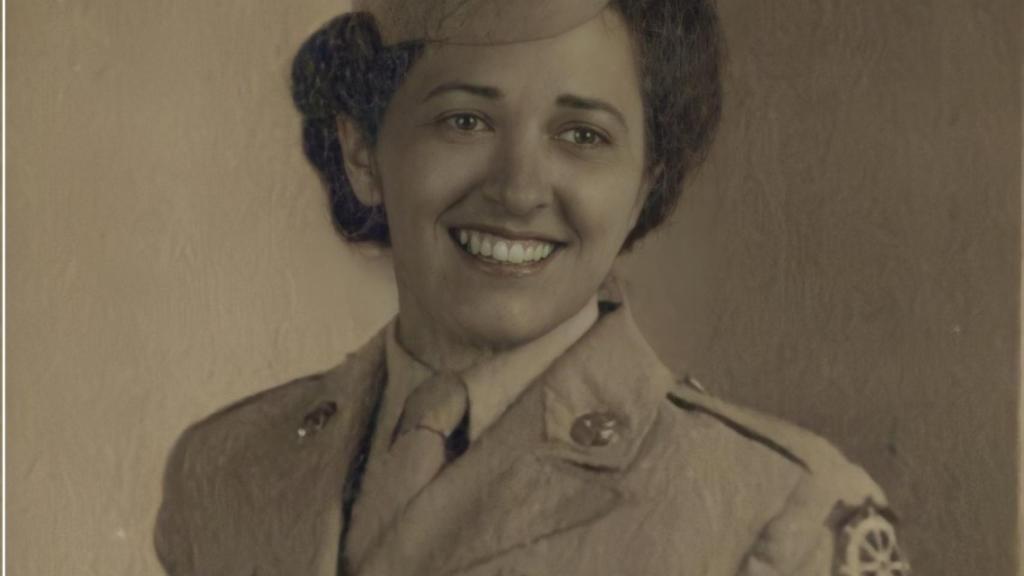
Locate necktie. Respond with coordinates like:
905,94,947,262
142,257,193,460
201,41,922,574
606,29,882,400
345,372,469,570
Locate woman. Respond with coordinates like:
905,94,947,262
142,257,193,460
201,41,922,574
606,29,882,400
155,1,909,575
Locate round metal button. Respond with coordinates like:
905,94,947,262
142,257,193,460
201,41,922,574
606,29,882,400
570,411,622,447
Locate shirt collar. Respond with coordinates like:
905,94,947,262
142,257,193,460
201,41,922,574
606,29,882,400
384,294,600,441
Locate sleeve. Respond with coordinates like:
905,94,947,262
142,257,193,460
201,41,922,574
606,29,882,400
736,467,911,576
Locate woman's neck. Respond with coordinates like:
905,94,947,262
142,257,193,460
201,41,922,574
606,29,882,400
394,312,500,373
393,292,600,374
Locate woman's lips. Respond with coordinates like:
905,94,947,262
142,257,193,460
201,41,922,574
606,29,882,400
449,227,562,266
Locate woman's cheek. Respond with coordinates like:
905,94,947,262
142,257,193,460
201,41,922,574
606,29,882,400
565,173,645,244
405,139,491,201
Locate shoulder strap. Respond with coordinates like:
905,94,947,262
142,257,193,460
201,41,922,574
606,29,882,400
667,380,886,506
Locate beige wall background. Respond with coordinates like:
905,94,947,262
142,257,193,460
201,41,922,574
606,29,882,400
7,1,1021,575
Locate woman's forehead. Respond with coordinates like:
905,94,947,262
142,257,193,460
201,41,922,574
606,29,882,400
354,0,612,45
400,11,641,109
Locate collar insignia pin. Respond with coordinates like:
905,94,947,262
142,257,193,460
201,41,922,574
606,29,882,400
297,401,338,439
570,411,624,448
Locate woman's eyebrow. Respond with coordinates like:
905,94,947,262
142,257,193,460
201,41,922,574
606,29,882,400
556,94,627,130
421,82,503,102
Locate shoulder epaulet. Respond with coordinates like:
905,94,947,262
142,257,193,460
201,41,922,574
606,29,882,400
670,379,906,575
666,377,886,507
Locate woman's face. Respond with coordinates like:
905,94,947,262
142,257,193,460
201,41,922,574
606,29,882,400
361,9,649,358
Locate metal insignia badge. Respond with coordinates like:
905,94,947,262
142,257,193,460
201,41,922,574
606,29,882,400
296,401,338,440
834,504,911,576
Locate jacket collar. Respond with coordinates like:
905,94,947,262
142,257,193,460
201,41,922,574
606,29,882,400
351,276,677,576
539,276,674,471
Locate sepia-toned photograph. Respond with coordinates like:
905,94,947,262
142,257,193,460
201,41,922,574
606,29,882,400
6,1,1021,575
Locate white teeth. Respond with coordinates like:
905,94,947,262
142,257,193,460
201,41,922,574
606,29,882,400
453,228,558,265
508,243,524,263
493,241,509,262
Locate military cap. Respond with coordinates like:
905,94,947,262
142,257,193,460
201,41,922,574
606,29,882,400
353,0,613,45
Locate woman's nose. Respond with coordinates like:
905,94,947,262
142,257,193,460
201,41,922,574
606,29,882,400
484,133,552,216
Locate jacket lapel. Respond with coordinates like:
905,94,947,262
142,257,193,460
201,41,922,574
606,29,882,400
255,331,388,576
356,281,675,576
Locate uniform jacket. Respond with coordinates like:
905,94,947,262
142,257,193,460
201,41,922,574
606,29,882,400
154,292,907,576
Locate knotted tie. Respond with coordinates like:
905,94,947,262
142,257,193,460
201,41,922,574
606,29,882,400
345,372,470,569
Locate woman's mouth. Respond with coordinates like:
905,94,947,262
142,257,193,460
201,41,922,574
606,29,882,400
449,227,561,266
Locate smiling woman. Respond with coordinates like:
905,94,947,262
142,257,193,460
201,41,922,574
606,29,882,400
153,2,910,576
341,11,652,363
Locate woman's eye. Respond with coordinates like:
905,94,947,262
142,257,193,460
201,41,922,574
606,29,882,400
557,126,609,147
444,113,487,132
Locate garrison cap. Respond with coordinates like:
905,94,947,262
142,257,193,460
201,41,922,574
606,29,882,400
353,0,613,45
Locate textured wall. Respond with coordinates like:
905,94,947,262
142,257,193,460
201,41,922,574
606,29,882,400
7,1,1020,575
7,1,393,573
620,2,1022,574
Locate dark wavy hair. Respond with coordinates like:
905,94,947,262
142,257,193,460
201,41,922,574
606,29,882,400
292,0,723,250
